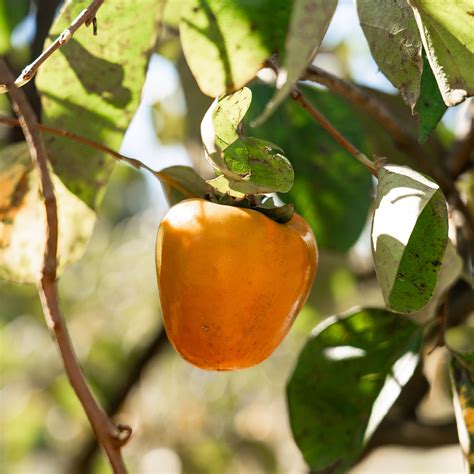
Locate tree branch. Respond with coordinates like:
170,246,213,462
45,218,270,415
0,114,196,199
0,59,129,474
290,88,378,176
72,328,170,474
0,0,105,94
301,65,474,244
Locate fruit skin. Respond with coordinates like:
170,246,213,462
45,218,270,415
156,198,318,370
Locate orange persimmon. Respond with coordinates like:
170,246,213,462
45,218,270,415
156,198,317,370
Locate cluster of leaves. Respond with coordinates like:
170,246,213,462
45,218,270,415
1,0,473,473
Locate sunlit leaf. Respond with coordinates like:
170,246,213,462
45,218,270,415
372,165,448,313
36,0,164,208
180,0,292,97
201,88,252,169
287,307,422,472
357,0,423,109
0,144,96,283
248,85,372,251
415,51,447,142
409,0,474,106
254,0,337,125
201,88,294,194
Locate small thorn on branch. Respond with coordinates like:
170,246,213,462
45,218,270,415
92,17,98,35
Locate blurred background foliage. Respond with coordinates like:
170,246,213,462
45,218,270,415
0,0,470,473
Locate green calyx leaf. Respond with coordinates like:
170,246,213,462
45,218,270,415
371,165,448,313
287,307,422,472
208,193,295,224
201,88,294,195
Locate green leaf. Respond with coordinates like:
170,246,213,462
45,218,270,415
0,0,30,54
202,88,294,194
411,240,462,322
287,307,422,472
208,137,294,194
248,85,373,252
159,166,212,205
357,0,423,109
372,165,448,313
202,88,252,160
450,356,474,473
36,0,164,208
254,0,337,125
409,0,474,106
0,144,96,283
415,51,447,142
179,0,292,97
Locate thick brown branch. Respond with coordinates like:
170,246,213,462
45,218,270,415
0,59,129,474
0,0,105,93
302,65,474,244
290,88,378,176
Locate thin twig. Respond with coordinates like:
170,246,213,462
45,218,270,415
0,0,105,94
302,65,442,161
0,59,129,474
0,115,196,199
290,88,378,176
301,65,474,242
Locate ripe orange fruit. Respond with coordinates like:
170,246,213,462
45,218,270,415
156,198,317,370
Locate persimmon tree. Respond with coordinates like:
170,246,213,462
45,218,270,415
0,0,473,473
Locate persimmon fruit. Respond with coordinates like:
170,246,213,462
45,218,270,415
156,198,318,370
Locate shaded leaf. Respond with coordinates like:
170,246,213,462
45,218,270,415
159,165,211,205
248,85,373,251
409,0,474,106
36,0,164,208
416,50,447,142
287,307,422,472
254,0,337,125
372,165,448,313
180,0,292,97
0,144,96,283
357,0,423,109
